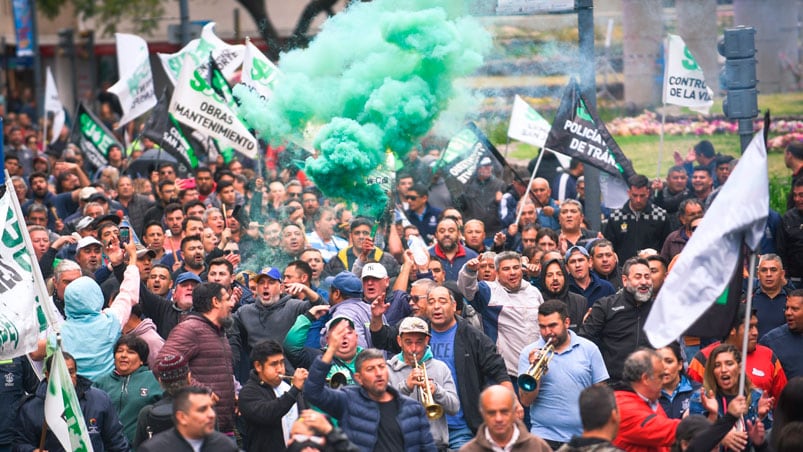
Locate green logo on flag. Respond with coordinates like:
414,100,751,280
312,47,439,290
251,58,273,85
682,46,701,71
2,203,32,272
576,100,593,122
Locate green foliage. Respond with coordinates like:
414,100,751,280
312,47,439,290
37,0,163,36
770,176,791,214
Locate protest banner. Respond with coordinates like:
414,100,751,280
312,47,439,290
108,33,157,127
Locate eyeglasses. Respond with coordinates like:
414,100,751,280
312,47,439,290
405,195,419,201
223,249,240,255
410,295,425,302
288,192,302,198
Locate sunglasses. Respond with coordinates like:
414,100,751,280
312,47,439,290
223,249,240,255
405,195,419,201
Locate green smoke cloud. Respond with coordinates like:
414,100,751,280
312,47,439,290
234,0,491,217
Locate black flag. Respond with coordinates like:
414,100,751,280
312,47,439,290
70,102,119,171
140,88,200,177
544,78,636,180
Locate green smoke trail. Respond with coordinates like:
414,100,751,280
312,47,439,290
234,0,491,217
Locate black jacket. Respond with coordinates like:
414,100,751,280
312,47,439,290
138,427,238,452
579,290,654,382
371,316,510,433
239,370,307,452
778,207,803,279
604,201,670,262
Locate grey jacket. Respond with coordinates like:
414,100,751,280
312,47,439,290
387,350,460,449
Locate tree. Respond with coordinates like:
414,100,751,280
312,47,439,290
37,0,163,37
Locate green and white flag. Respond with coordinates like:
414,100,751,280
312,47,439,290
507,95,551,148
158,22,245,85
0,189,41,359
663,34,714,114
108,33,157,127
70,103,122,171
169,55,258,159
45,347,94,452
239,38,279,102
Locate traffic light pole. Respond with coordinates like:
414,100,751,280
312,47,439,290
576,0,601,231
718,26,758,155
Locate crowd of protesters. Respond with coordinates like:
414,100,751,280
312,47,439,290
3,101,803,452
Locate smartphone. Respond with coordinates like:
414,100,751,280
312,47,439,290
120,227,130,245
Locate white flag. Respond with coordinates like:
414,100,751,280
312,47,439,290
169,55,258,159
239,38,279,101
0,190,42,358
45,347,94,452
507,95,551,148
645,132,768,347
108,33,157,127
44,67,65,144
158,22,245,85
662,34,714,114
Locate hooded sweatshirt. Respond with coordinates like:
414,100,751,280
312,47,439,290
540,257,590,332
128,318,165,369
51,265,140,381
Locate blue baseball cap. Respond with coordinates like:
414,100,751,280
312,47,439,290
256,266,282,281
564,245,589,261
175,272,202,286
326,271,362,296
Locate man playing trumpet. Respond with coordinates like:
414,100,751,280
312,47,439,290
387,317,460,452
517,300,609,450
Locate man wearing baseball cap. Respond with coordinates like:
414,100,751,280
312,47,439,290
137,271,201,340
566,245,615,309
230,266,325,379
387,317,459,451
326,271,373,349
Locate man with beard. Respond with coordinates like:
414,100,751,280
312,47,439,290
194,167,215,202
171,235,207,280
760,290,803,378
75,236,104,276
589,239,622,291
580,257,656,382
458,251,544,386
540,258,588,332
157,282,238,436
429,217,478,281
229,267,321,375
690,166,714,204
518,300,608,449
688,304,787,400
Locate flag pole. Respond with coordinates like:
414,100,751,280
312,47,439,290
514,146,546,226
658,105,666,180
738,250,757,396
4,171,62,332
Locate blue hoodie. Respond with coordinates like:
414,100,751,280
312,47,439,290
51,266,139,381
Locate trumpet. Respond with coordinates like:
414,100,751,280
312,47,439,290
518,337,555,392
413,353,444,420
278,374,295,381
327,371,349,389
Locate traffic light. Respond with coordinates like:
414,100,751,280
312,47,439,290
57,28,75,57
718,26,758,119
78,30,94,60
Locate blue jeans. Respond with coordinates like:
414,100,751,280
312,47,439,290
448,425,474,450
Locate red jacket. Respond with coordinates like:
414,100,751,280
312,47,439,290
613,389,680,452
157,313,236,433
688,341,787,400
